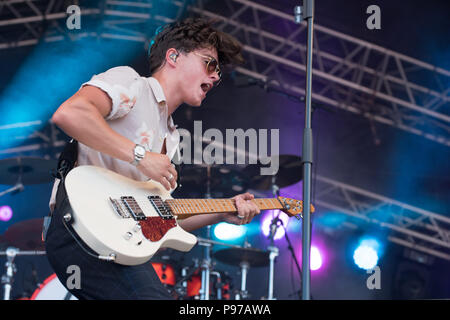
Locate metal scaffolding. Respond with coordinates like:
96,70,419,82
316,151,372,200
3,0,447,144
311,175,450,261
184,0,450,147
0,120,66,157
0,0,449,260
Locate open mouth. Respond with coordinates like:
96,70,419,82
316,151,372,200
201,83,212,93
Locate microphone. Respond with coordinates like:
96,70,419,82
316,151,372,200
269,217,280,241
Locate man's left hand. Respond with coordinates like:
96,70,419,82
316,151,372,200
222,192,261,225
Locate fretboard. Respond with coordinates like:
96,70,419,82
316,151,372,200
165,198,284,219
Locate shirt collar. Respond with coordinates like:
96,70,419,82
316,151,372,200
147,77,166,104
148,77,178,132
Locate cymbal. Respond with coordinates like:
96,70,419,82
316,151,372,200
173,164,248,198
0,157,57,185
243,155,303,190
2,218,45,250
0,234,12,250
213,247,269,267
151,248,184,267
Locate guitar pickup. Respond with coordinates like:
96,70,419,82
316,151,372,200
148,196,174,220
121,196,146,221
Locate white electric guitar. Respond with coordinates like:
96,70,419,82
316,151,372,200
64,165,313,266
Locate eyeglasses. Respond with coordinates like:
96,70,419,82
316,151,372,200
193,52,222,86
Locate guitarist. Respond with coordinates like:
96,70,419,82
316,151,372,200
45,17,261,300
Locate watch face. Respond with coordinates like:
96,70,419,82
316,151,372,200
135,145,146,157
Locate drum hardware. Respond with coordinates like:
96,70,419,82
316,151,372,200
174,259,200,298
1,218,48,300
266,246,279,300
2,218,46,251
199,225,212,300
0,183,24,198
0,247,46,300
172,163,248,199
175,264,231,300
209,271,223,300
151,262,177,287
0,157,57,198
179,237,246,300
243,155,304,299
267,210,282,300
268,216,305,300
1,247,17,300
197,165,212,300
235,261,250,300
30,273,77,300
167,156,304,300
213,246,270,300
242,155,303,191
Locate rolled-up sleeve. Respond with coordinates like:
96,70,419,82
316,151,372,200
81,66,142,120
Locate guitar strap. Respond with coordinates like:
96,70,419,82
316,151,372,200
42,139,78,241
54,138,78,210
44,139,112,261
55,138,79,180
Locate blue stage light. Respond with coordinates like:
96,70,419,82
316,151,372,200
213,222,246,241
353,238,381,270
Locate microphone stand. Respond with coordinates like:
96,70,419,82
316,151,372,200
279,220,304,299
267,216,279,300
295,0,315,300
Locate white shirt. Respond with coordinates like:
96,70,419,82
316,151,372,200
49,66,180,211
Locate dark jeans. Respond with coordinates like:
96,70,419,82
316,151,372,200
44,180,174,300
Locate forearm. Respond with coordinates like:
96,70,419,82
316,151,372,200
177,213,224,232
52,98,135,163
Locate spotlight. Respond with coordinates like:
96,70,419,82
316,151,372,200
298,244,325,271
353,238,381,270
310,246,323,271
213,222,246,241
0,205,13,222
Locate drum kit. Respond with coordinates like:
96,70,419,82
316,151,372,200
0,154,304,300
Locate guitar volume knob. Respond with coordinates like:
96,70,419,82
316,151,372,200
124,232,133,240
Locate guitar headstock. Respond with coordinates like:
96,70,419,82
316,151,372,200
277,196,315,218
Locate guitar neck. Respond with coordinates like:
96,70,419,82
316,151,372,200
165,198,284,219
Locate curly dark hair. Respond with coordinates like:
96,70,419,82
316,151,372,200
148,17,244,75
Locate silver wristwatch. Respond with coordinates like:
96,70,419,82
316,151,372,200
131,144,146,166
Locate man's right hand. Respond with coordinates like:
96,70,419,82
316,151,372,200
137,152,178,191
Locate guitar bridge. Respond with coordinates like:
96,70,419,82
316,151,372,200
109,197,130,219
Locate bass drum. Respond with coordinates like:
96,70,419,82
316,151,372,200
30,273,78,300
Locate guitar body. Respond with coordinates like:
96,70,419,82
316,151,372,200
64,165,197,266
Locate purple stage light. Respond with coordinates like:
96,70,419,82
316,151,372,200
310,246,323,271
0,205,13,221
298,243,325,272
